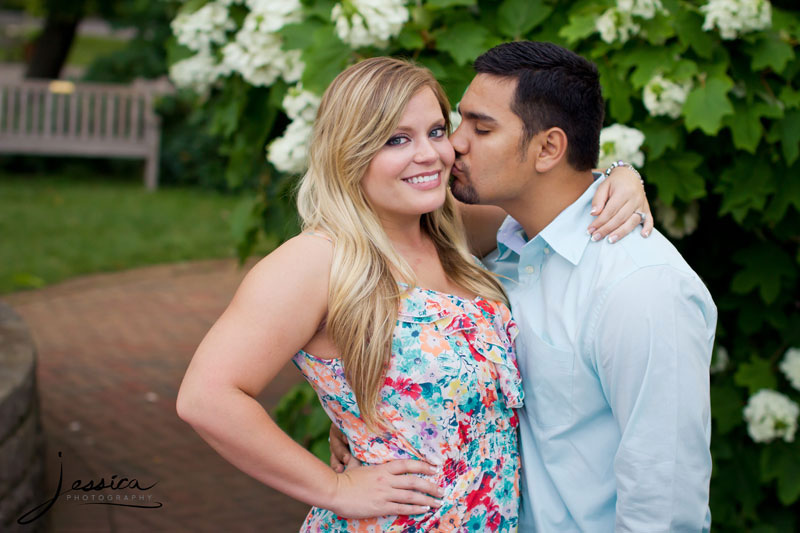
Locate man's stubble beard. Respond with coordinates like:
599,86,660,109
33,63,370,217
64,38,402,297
450,165,481,205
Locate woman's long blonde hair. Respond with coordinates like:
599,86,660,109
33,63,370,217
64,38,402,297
296,57,507,427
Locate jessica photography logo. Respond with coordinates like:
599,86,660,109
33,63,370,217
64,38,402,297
17,451,163,525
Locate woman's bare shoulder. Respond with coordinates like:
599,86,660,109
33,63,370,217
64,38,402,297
235,233,334,306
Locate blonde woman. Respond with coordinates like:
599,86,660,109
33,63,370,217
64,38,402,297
177,57,647,531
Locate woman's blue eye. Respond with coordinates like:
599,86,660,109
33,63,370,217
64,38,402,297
386,136,408,146
430,126,446,138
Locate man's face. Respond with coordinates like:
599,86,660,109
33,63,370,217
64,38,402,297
450,74,536,206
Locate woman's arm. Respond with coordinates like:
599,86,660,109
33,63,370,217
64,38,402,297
176,234,442,518
458,164,654,257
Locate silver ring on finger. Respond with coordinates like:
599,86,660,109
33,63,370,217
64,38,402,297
634,210,647,225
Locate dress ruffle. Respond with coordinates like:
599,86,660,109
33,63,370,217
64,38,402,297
397,286,524,409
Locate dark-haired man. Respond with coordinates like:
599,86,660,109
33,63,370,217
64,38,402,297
450,41,716,531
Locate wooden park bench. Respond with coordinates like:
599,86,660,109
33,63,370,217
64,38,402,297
0,78,171,190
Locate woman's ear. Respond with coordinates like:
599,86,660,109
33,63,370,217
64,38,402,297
533,127,568,173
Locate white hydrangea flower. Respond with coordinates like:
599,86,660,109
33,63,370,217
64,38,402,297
331,0,409,48
701,0,772,40
643,74,692,119
267,117,314,173
169,51,223,92
598,124,645,169
618,0,665,19
245,0,303,32
221,12,304,86
710,345,729,374
171,2,235,53
596,8,641,44
743,389,799,443
655,199,699,239
780,347,800,391
449,110,462,132
282,85,321,122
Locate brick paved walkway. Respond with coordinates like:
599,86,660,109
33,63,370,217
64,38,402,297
3,259,311,532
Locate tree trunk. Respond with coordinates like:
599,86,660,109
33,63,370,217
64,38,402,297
24,14,81,79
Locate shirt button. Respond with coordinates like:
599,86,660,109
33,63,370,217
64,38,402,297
455,340,463,347
544,247,551,255
525,265,535,274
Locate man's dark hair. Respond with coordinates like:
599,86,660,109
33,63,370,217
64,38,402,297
473,41,604,170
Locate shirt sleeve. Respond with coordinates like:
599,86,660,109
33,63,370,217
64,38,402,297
591,265,716,533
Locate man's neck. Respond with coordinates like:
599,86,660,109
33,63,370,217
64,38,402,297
502,169,595,239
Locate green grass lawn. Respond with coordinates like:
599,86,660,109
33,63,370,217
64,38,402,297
0,30,128,67
0,170,275,294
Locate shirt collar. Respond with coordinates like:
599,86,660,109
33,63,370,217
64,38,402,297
495,176,603,266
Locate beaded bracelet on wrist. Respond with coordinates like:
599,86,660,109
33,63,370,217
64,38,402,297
603,160,643,184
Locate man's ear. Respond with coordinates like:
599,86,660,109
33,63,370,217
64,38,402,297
532,127,568,173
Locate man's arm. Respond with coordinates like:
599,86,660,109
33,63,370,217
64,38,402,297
591,266,716,532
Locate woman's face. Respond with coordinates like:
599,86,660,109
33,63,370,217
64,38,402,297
360,87,455,227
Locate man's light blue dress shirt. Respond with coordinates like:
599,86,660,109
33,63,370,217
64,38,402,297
483,178,717,532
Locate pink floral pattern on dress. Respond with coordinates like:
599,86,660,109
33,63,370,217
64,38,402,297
293,285,523,532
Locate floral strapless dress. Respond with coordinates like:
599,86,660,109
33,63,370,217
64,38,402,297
293,285,523,532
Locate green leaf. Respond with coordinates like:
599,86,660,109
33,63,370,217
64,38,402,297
723,100,765,153
731,242,796,304
621,47,676,89
683,75,734,135
229,196,260,244
165,36,194,66
300,26,351,94
764,164,800,223
426,0,476,8
733,355,777,394
749,34,795,73
640,119,681,160
436,21,490,66
279,20,324,50
208,78,248,139
737,299,766,335
639,14,675,45
715,156,775,223
779,86,800,109
762,442,800,505
711,384,744,434
305,0,337,20
558,12,597,45
497,0,552,38
396,26,425,49
597,63,633,122
645,150,706,204
674,9,713,58
768,109,800,165
310,438,332,463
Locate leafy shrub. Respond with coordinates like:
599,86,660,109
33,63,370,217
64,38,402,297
169,0,800,528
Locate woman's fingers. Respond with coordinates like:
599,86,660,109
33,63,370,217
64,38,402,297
640,204,654,237
390,473,444,498
343,453,360,470
589,178,611,218
607,213,644,244
329,425,351,472
389,487,442,508
593,200,637,242
588,192,627,239
384,459,438,476
389,503,435,516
